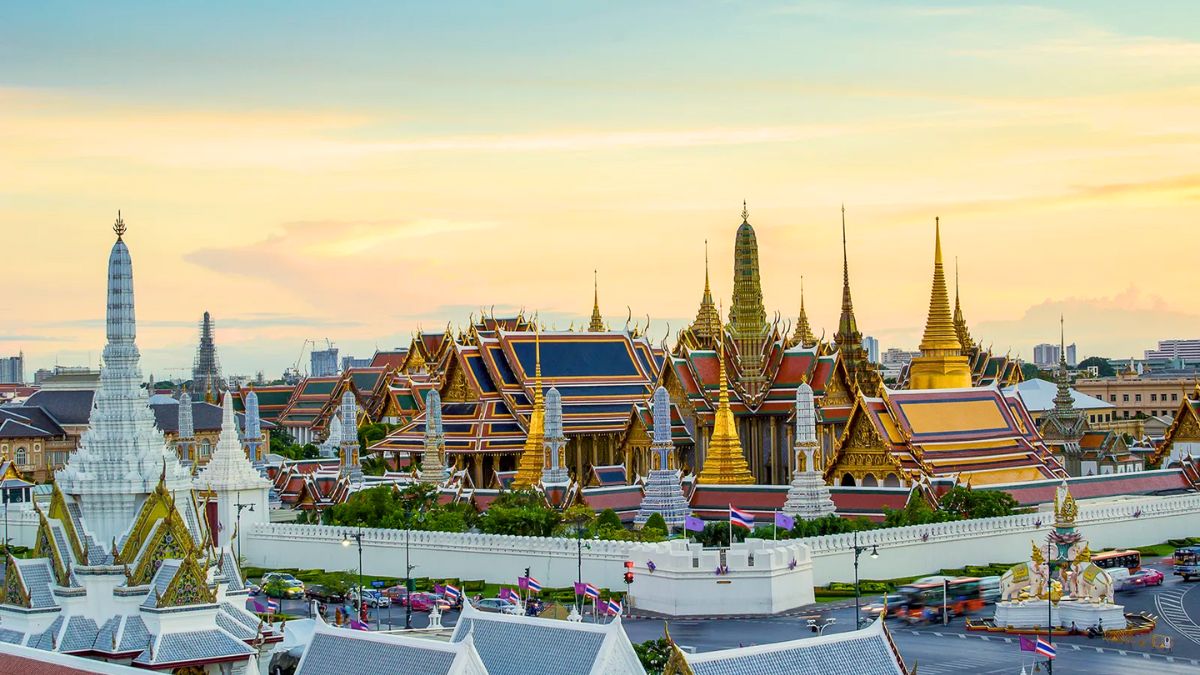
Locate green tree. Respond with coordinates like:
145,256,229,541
938,486,1018,520
477,489,562,537
643,513,668,536
634,638,673,675
301,444,321,459
1077,356,1115,378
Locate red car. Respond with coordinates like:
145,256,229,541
408,592,453,612
383,586,409,605
1129,568,1165,587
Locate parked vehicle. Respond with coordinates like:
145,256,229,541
979,576,1001,605
383,586,409,604
859,595,905,620
304,584,345,603
407,592,446,612
1107,567,1134,592
474,598,521,615
349,589,391,608
261,573,305,590
1128,568,1164,587
247,584,261,597
1173,546,1200,581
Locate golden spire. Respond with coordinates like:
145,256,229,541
113,210,126,240
908,218,972,389
696,331,754,485
793,276,816,348
513,328,547,488
588,270,605,332
952,257,974,354
688,240,722,348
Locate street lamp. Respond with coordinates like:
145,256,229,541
808,617,836,635
403,505,425,630
234,500,255,564
341,529,363,626
852,529,880,629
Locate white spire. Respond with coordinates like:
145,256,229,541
178,391,194,440
419,389,449,483
197,391,270,490
783,378,836,519
544,387,566,472
55,217,193,550
651,385,672,470
634,386,690,529
244,389,261,440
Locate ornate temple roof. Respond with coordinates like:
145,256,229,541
196,393,271,491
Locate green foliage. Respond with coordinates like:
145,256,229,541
882,496,958,528
634,638,673,675
595,508,623,530
262,578,292,598
478,489,562,537
939,487,1018,520
321,484,477,532
643,513,668,535
1077,356,1115,378
357,422,394,450
301,444,321,459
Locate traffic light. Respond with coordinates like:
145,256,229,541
624,572,635,585
624,560,635,585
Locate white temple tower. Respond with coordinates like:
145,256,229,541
539,387,573,508
55,214,194,551
176,390,195,464
197,392,270,548
338,390,362,479
243,388,264,463
634,387,691,529
419,389,450,483
783,380,836,520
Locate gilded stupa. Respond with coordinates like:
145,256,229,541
684,241,723,350
588,270,606,332
728,202,770,397
512,328,547,488
792,276,817,348
696,335,754,485
908,218,973,390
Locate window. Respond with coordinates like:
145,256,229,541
1173,393,1179,401
1110,395,1117,402
14,447,28,466
1151,394,1157,401
200,440,212,457
1135,394,1141,402
1123,394,1129,402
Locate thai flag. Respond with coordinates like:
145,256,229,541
266,599,280,613
444,584,462,602
525,577,542,593
605,598,622,615
729,505,754,530
1034,639,1056,659
583,583,600,600
499,587,518,603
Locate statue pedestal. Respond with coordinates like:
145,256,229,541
992,600,1126,630
993,600,1058,629
1058,600,1126,630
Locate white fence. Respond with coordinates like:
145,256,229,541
801,492,1200,585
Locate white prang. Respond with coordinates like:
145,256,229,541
54,230,193,551
197,391,270,547
419,389,450,483
782,381,836,520
634,386,691,530
243,388,264,462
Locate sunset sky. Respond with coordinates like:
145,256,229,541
3,1,1199,378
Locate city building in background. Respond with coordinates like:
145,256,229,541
340,355,371,371
310,343,339,377
863,336,880,364
1073,369,1197,422
0,352,24,384
1034,342,1076,368
1145,338,1200,361
880,348,919,381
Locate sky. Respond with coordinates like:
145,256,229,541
2,1,1199,378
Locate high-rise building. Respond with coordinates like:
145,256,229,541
1145,339,1200,362
190,311,224,398
1034,343,1076,368
0,352,24,384
863,336,880,364
311,345,339,376
341,355,371,371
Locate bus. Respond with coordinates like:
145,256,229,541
1092,549,1141,573
897,577,984,623
1174,546,1200,581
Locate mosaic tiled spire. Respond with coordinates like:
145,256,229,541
635,386,691,528
792,276,816,348
190,311,224,397
952,260,975,355
243,388,263,462
835,206,870,388
176,391,195,462
540,387,571,507
55,213,193,551
198,391,269,490
696,337,754,485
729,201,769,393
783,379,836,519
419,389,449,483
909,218,972,390
513,330,546,488
338,390,361,473
588,270,605,332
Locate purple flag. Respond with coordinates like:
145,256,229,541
433,583,444,595
684,516,705,532
1019,635,1036,652
518,576,529,591
775,511,795,530
252,600,266,613
574,581,587,596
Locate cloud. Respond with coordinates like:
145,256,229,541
975,288,1200,360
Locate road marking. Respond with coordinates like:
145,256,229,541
933,632,943,637
958,634,966,638
1071,644,1080,650
1155,587,1200,646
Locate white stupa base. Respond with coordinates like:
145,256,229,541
992,600,1126,630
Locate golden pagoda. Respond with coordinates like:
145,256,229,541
512,329,547,488
792,276,816,348
952,259,975,355
834,206,873,392
908,218,973,390
696,335,754,485
588,270,605,332
682,240,723,350
728,202,770,397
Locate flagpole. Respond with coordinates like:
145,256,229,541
728,505,732,548
773,509,777,540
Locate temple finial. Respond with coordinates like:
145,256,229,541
741,199,748,222
704,239,710,291
113,210,127,239
588,270,604,332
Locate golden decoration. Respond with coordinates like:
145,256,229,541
696,335,754,484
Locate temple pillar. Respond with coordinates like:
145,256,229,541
769,417,778,485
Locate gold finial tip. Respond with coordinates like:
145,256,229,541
113,210,127,238
740,199,748,222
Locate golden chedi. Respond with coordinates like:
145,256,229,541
908,218,973,390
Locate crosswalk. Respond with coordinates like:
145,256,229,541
913,655,1012,674
1156,587,1200,646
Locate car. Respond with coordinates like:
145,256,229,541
262,573,305,590
860,595,905,619
1107,567,1134,592
260,574,305,599
1129,568,1164,587
407,592,443,612
304,584,345,603
247,584,261,597
473,598,521,615
350,589,391,608
383,586,409,604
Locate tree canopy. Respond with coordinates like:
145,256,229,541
1077,356,1115,377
